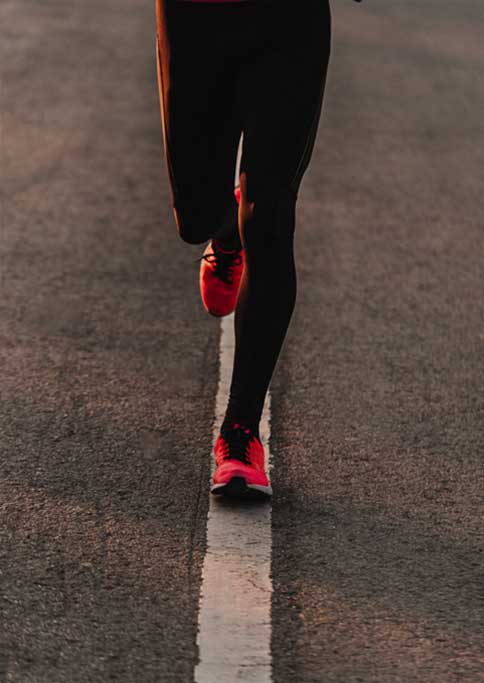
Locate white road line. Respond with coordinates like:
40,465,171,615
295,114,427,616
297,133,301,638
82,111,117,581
194,313,273,683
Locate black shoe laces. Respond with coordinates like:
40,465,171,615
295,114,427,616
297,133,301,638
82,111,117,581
199,245,242,285
221,423,254,465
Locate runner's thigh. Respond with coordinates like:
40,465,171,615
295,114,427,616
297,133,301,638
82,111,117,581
238,0,331,202
156,0,242,242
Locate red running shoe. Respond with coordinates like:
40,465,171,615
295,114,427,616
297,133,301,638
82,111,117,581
199,241,244,317
211,423,272,499
199,186,243,317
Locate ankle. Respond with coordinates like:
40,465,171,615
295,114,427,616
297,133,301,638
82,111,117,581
213,237,242,253
221,419,260,442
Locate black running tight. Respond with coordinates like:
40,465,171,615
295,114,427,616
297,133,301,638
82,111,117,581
156,0,331,436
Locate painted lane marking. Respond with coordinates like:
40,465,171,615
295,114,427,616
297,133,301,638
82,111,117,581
194,313,273,683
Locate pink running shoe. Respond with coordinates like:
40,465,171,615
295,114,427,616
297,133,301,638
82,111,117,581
211,423,272,499
199,241,244,317
199,185,243,317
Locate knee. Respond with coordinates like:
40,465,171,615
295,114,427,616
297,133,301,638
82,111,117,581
238,172,297,250
173,205,212,245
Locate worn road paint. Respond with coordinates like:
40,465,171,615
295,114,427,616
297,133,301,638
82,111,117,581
194,313,273,683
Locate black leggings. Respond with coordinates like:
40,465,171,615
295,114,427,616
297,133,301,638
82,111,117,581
156,0,331,436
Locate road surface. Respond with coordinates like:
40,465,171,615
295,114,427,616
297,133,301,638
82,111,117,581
1,0,484,681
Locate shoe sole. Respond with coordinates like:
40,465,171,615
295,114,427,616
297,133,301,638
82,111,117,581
203,305,235,318
211,476,272,500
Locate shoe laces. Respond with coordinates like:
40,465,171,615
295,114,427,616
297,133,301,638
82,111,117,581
200,243,242,285
220,423,254,465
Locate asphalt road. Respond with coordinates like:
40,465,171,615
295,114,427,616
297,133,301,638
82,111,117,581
1,1,484,682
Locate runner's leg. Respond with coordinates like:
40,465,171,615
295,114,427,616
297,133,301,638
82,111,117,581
156,0,242,247
221,0,332,438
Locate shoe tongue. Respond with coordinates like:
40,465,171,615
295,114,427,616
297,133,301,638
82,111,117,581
221,424,253,463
